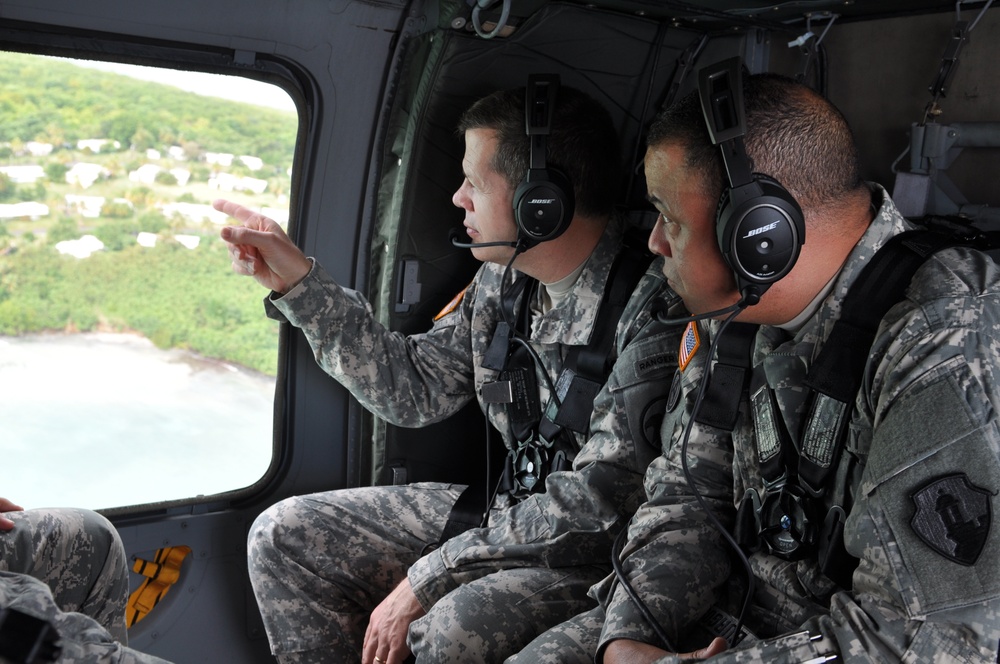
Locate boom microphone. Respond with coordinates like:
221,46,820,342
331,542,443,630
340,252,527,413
652,296,748,326
449,228,521,249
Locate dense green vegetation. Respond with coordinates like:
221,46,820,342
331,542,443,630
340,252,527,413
0,238,279,375
0,52,296,167
0,51,296,376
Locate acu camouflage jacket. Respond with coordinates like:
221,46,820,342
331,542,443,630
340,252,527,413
598,185,1000,663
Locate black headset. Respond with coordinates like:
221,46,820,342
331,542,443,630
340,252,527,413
698,57,805,306
512,74,575,245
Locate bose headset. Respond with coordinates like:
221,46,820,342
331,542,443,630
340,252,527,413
698,56,805,307
512,73,576,245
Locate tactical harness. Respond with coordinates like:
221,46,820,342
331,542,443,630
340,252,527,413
437,237,654,543
697,226,999,589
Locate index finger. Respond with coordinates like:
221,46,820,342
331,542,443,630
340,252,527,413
212,198,256,222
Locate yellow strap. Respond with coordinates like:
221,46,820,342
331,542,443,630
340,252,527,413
126,545,192,627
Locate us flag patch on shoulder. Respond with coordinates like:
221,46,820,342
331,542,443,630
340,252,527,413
678,322,700,372
434,284,470,321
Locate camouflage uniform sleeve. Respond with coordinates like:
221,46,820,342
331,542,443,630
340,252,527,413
595,326,736,659
408,269,680,610
265,258,480,427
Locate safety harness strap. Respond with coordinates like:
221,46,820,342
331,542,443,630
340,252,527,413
695,322,759,431
126,545,192,627
736,228,993,581
439,236,653,544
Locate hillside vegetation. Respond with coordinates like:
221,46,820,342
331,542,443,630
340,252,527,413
0,52,296,164
0,51,299,376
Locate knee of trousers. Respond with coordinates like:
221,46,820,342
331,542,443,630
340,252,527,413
78,509,127,578
409,591,521,660
247,501,287,575
246,496,351,579
79,509,124,552
17,508,126,574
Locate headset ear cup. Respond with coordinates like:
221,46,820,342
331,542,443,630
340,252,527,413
716,174,804,288
514,165,575,243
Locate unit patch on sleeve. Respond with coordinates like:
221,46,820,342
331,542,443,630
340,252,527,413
678,321,700,372
910,473,992,566
433,284,470,321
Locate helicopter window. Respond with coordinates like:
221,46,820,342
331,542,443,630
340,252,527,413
0,51,296,510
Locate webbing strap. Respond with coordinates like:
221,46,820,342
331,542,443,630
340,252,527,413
126,545,192,627
553,240,654,433
805,230,962,400
439,237,653,545
695,322,759,431
437,483,493,544
799,230,966,493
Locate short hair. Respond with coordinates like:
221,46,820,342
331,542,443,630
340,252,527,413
458,85,621,218
647,72,862,210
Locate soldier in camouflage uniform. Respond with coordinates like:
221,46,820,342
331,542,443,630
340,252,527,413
1,499,170,663
511,74,1000,663
216,85,680,664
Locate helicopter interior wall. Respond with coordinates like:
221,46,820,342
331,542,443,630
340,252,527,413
2,0,997,662
767,8,1000,211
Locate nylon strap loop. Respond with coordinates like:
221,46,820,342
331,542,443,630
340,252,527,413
126,545,192,627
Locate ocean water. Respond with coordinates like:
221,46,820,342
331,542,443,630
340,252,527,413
0,332,275,510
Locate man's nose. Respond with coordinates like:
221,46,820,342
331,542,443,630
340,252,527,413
648,215,671,258
453,179,472,210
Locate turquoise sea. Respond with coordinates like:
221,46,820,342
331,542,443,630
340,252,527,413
0,332,275,510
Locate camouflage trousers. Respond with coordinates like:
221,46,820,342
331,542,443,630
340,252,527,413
507,601,845,664
0,507,171,663
507,605,603,663
247,483,605,663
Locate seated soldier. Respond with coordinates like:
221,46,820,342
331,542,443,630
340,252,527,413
215,82,681,663
515,67,1000,664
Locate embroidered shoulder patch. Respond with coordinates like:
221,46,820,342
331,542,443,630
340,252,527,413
678,322,700,372
433,284,470,321
911,473,992,566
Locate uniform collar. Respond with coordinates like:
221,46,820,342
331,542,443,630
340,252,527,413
526,218,623,346
783,183,911,356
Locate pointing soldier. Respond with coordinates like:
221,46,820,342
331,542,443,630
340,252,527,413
217,82,681,663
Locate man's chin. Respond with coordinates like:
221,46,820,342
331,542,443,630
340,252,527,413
471,245,517,265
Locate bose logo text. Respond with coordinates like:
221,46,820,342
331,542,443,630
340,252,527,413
529,198,556,205
742,221,779,239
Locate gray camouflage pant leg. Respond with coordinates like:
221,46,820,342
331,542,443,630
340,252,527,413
408,565,605,663
504,605,604,664
1,571,171,664
247,483,464,663
0,507,129,643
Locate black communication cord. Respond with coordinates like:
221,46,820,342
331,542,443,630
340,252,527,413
612,304,757,651
611,526,679,653
654,300,743,327
464,238,557,534
497,239,563,408
478,403,503,529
